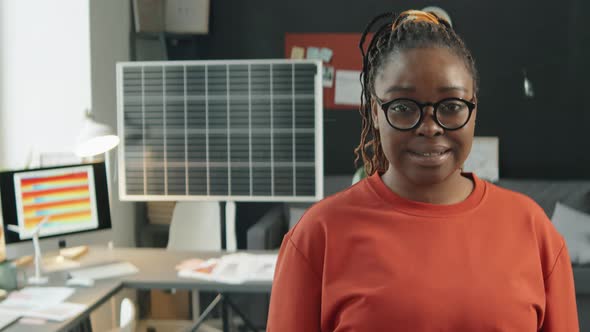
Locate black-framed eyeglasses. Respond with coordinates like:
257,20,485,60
377,97,477,131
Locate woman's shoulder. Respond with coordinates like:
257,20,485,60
316,178,373,210
283,178,374,265
289,178,374,238
484,180,547,216
484,180,565,261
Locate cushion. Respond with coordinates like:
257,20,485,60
496,179,590,217
551,202,590,264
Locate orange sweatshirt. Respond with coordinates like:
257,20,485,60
267,173,579,331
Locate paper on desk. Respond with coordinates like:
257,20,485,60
25,302,87,321
0,310,19,330
178,253,277,284
0,287,85,321
334,70,362,106
0,287,75,312
0,302,87,322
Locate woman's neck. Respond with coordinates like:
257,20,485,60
381,169,474,205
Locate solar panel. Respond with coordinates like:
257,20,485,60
116,60,323,202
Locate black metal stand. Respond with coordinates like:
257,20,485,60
189,293,260,332
188,201,259,332
220,201,227,249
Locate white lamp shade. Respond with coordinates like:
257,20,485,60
75,117,120,157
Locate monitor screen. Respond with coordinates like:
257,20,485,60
0,162,111,243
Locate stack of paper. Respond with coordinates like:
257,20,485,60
177,253,277,284
0,311,19,330
0,287,87,322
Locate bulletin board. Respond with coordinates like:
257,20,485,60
285,33,371,110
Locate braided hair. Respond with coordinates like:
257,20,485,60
354,10,479,176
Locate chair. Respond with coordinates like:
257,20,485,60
169,202,290,331
107,297,136,332
167,201,222,252
119,298,136,332
167,202,222,331
171,202,274,332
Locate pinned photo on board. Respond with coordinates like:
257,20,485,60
290,46,305,59
323,66,334,88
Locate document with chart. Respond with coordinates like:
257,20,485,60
177,253,277,284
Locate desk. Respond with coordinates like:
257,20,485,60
5,247,590,332
6,246,273,332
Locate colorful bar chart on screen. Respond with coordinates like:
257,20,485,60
13,166,99,239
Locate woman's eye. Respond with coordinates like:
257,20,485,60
391,104,410,113
440,103,463,112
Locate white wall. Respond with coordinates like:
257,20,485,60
0,0,136,248
88,6,137,325
89,0,135,247
0,0,91,169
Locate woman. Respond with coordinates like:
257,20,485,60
267,10,578,331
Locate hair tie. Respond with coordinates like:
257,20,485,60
392,10,441,31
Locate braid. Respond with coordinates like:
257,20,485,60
354,10,479,176
355,14,394,176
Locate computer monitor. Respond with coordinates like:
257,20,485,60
0,162,112,259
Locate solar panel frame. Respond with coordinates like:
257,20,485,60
116,59,323,202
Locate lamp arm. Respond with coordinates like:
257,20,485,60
31,216,50,282
4,216,51,285
32,232,42,279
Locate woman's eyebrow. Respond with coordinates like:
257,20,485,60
438,86,468,93
384,86,416,94
383,86,468,94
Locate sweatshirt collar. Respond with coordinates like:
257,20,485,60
366,172,487,217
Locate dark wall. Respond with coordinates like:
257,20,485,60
166,0,590,178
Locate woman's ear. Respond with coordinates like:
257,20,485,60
370,99,380,130
472,95,478,123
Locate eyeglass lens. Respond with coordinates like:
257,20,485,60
386,99,470,129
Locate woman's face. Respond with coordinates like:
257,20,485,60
371,47,476,186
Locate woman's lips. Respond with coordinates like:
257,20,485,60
407,149,451,166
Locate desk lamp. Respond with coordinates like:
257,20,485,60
75,109,120,158
69,109,119,259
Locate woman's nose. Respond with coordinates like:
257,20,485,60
415,106,443,137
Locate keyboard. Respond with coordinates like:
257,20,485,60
68,262,139,280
